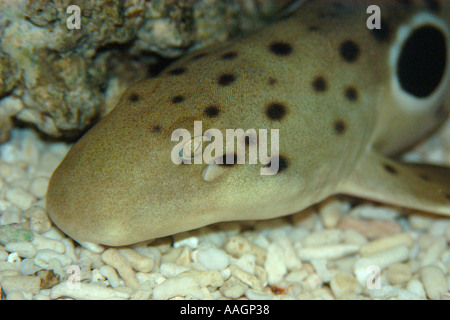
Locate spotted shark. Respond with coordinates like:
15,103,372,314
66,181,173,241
47,0,450,246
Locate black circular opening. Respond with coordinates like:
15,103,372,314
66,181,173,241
397,25,447,98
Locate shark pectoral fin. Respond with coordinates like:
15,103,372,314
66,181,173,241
338,150,450,216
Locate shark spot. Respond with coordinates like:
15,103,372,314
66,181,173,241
268,77,277,85
218,74,236,86
278,156,289,172
345,87,358,101
128,93,140,102
383,163,398,175
265,155,289,173
340,40,360,62
333,120,347,135
172,95,185,104
266,102,287,120
221,51,238,60
204,105,220,118
218,154,238,167
312,76,327,92
371,19,391,42
269,42,293,56
151,125,162,133
309,25,319,31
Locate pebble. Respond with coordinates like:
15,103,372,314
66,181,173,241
19,258,42,276
6,291,25,300
420,237,446,267
0,275,41,295
330,271,362,298
159,262,190,278
273,234,302,270
0,247,8,260
172,233,199,249
135,272,165,288
99,265,121,288
359,232,414,257
219,277,247,299
302,273,322,291
310,259,334,283
229,265,266,290
152,270,223,300
420,265,447,300
161,246,189,264
23,206,52,234
285,269,308,283
79,241,105,254
36,152,62,176
91,269,107,283
0,260,18,273
233,254,256,274
225,236,267,264
0,161,26,182
101,248,140,290
38,270,61,289
386,263,412,285
338,216,402,239
130,286,153,300
264,243,287,284
301,229,344,247
196,245,230,271
118,248,155,273
245,288,275,300
5,241,36,258
34,249,73,270
7,252,21,265
297,244,359,261
353,245,410,286
28,176,49,199
408,214,434,231
4,187,36,211
319,200,348,229
32,233,65,253
50,281,130,300
350,204,400,221
0,223,34,245
0,207,21,225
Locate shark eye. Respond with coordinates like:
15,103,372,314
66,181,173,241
396,25,446,98
390,12,449,113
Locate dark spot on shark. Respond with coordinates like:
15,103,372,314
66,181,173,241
269,42,293,56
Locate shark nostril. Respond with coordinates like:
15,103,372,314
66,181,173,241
201,154,238,182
